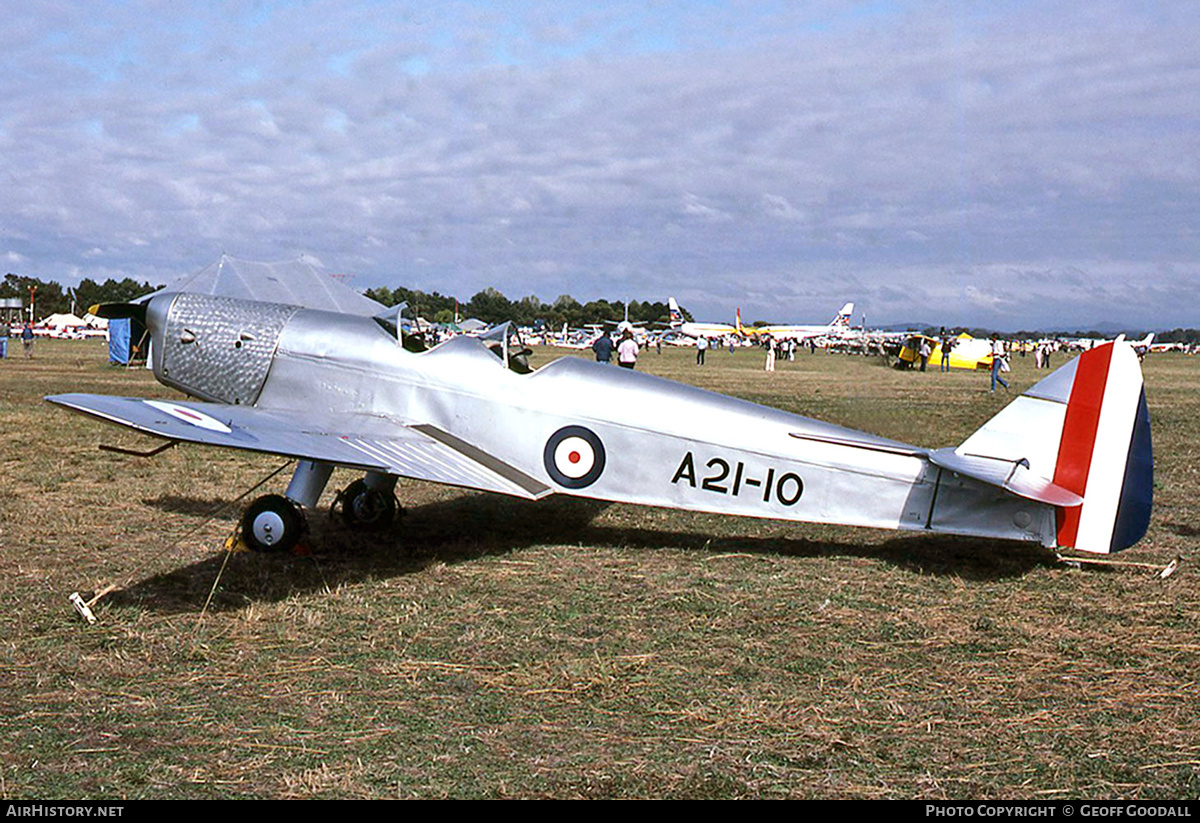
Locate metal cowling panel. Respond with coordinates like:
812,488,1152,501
161,294,298,405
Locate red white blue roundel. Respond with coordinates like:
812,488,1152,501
544,426,606,489
143,399,232,433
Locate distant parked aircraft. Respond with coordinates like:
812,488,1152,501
737,302,855,341
668,298,737,338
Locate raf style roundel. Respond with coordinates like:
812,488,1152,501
143,399,232,433
543,425,606,489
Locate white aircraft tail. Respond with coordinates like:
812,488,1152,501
668,297,682,324
832,302,854,327
952,340,1152,553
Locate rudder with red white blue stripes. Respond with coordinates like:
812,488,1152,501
1050,341,1153,553
952,339,1152,553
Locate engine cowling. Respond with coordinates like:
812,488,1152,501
145,293,298,405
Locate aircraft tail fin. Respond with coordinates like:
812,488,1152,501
833,302,854,326
668,297,681,323
954,340,1152,553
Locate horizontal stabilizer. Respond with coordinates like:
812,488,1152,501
927,449,1083,507
792,432,1083,506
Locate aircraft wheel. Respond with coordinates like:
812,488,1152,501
241,494,305,552
335,479,398,530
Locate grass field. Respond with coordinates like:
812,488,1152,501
1,338,1197,799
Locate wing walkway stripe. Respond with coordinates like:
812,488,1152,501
411,424,553,497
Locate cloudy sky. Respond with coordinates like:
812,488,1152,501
3,1,1197,330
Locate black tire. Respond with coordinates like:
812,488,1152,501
336,479,398,530
241,494,305,552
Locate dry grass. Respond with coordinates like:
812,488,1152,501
0,338,1197,798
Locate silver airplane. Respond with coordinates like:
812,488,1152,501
48,292,1152,556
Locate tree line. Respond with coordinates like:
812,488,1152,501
1,274,162,319
2,274,680,328
6,272,1196,342
362,285,679,328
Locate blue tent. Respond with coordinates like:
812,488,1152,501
108,318,131,364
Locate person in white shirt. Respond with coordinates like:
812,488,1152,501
617,330,639,369
990,335,1009,392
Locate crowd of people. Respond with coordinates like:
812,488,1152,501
583,323,1152,399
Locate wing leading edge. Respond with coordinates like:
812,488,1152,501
46,393,552,501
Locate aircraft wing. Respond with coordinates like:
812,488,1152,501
46,393,552,501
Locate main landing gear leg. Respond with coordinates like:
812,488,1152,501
240,461,334,552
332,472,400,530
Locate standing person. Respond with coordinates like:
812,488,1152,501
989,335,1009,392
21,324,34,358
765,337,776,372
940,331,953,372
616,329,639,369
919,338,931,372
0,320,8,359
591,332,614,364
696,335,708,365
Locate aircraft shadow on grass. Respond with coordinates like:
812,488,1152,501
142,494,241,520
1163,521,1200,539
112,490,1052,615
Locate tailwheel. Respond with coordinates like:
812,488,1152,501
241,494,306,552
332,479,399,530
